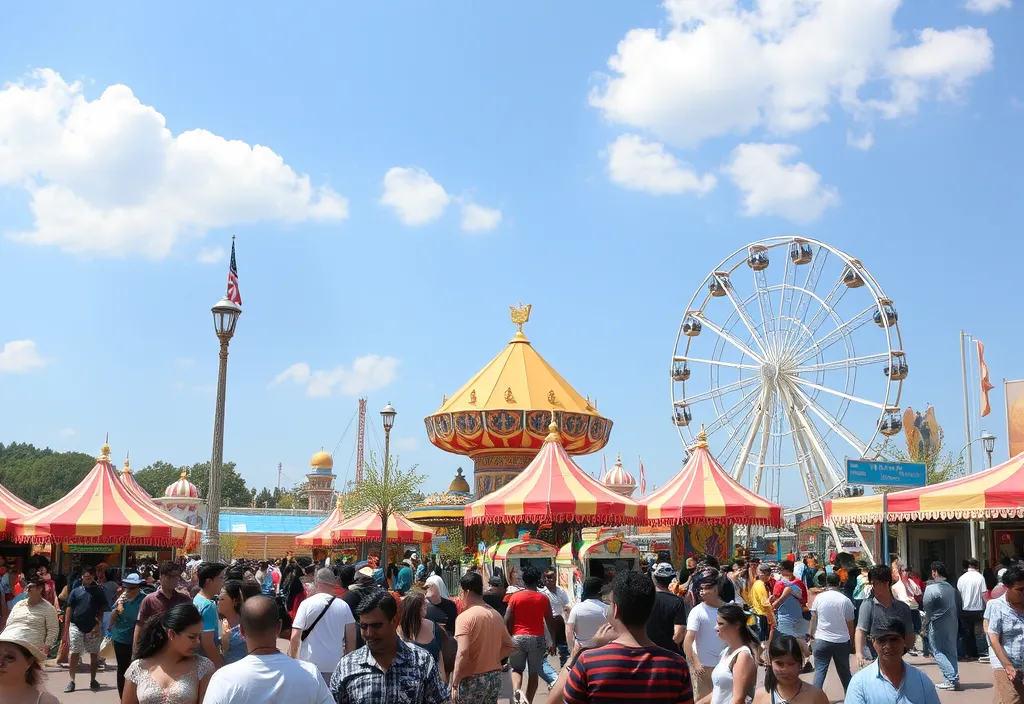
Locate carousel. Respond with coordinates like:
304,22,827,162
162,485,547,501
641,428,784,567
10,440,201,573
425,304,612,502
407,467,473,552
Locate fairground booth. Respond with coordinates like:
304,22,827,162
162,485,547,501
826,451,1024,579
465,420,645,591
641,429,783,568
10,441,201,574
326,509,434,566
295,498,350,562
556,527,640,605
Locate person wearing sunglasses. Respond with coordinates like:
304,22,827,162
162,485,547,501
845,615,940,704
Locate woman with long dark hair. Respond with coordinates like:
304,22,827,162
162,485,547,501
397,590,447,683
699,603,758,704
281,567,306,622
218,579,261,665
122,604,214,704
752,635,827,704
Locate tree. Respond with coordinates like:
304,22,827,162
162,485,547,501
254,488,274,508
134,461,184,498
877,436,964,494
135,460,252,507
343,453,426,566
277,493,296,509
0,443,98,506
220,533,240,560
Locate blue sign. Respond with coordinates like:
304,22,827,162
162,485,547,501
845,459,926,488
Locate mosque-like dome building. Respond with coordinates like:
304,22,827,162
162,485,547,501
306,450,337,511
603,454,637,497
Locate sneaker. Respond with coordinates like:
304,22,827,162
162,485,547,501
936,681,961,691
908,648,921,656
513,691,528,704
980,655,990,663
64,682,75,693
90,679,101,691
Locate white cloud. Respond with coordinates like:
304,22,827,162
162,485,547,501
722,143,840,223
58,428,75,438
607,134,717,195
196,246,226,264
589,1,994,147
964,0,1011,13
395,437,419,453
0,69,348,258
846,130,874,151
380,167,451,226
270,355,400,397
460,202,502,233
173,357,195,368
0,340,47,373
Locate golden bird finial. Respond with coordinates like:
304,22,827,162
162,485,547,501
510,303,532,335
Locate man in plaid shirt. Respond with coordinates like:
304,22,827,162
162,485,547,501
330,589,448,704
987,565,1024,703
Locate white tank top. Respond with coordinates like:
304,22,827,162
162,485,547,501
710,645,754,704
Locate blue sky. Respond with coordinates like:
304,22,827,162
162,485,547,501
0,1,1021,506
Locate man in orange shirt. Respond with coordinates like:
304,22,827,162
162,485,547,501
451,572,515,703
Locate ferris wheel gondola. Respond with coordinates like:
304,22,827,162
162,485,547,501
670,237,905,520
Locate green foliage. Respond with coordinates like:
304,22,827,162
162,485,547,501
134,460,251,507
877,435,964,494
344,453,426,558
220,533,240,560
0,442,98,506
436,529,464,565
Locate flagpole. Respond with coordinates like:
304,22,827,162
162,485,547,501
961,330,978,558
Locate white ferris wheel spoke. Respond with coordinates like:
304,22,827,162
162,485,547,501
751,395,774,494
695,314,765,365
800,277,850,342
731,387,771,481
676,375,761,407
781,247,829,354
794,353,889,375
789,376,886,410
787,381,871,458
785,389,846,490
713,273,773,359
673,355,760,371
702,385,763,437
752,267,779,353
791,305,876,366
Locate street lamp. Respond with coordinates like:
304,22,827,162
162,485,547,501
201,296,241,562
982,430,997,469
378,402,397,565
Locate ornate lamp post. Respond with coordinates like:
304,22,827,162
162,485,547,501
201,297,241,562
378,402,397,565
982,430,997,469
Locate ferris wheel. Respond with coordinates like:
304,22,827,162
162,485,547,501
670,237,906,515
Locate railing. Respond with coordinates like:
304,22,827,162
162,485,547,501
442,568,461,597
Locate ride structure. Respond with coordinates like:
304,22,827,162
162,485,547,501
670,237,905,548
556,527,640,605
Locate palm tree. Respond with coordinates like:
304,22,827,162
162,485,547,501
343,453,426,568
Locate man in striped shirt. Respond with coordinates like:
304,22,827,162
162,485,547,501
563,571,694,704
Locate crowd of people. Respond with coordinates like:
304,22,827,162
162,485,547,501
1,547,1024,702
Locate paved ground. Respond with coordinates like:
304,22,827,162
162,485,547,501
41,648,999,703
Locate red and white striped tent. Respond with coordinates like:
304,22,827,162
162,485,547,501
11,443,201,548
0,483,35,541
329,510,434,544
296,498,346,547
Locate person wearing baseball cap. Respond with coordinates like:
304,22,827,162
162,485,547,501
646,563,686,655
109,573,146,698
844,615,940,704
0,622,59,704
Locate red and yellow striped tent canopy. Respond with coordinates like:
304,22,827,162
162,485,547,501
641,435,783,528
11,446,201,548
329,510,434,544
826,451,1024,524
0,483,35,541
296,499,345,547
465,422,644,526
118,458,152,501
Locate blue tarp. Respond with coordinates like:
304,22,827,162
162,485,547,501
218,512,326,534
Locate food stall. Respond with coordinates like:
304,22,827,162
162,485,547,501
557,527,640,604
483,536,558,589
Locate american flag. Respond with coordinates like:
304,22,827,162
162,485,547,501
639,456,647,495
226,236,242,306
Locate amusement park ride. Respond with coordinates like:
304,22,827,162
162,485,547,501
671,237,906,553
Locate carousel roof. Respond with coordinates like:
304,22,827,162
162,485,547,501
118,455,152,500
464,421,645,526
826,450,1024,524
164,469,199,500
407,468,473,524
295,497,345,547
0,483,35,541
11,441,202,548
425,305,612,457
641,429,783,528
603,454,637,489
329,510,434,544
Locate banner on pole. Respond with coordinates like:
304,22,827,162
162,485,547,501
1005,379,1024,458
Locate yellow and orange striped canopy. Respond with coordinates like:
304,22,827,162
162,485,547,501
465,423,644,526
827,451,1024,524
642,440,783,527
296,500,346,547
0,483,35,541
11,455,201,548
329,510,434,544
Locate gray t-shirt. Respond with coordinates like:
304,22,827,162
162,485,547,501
856,595,914,640
922,579,958,625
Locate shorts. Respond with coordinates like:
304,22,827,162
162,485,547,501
509,635,546,675
69,623,102,655
458,670,503,703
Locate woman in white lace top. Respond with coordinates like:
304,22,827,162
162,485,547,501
122,603,214,704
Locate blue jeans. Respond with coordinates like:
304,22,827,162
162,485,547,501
930,621,960,684
540,656,557,685
812,639,852,692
